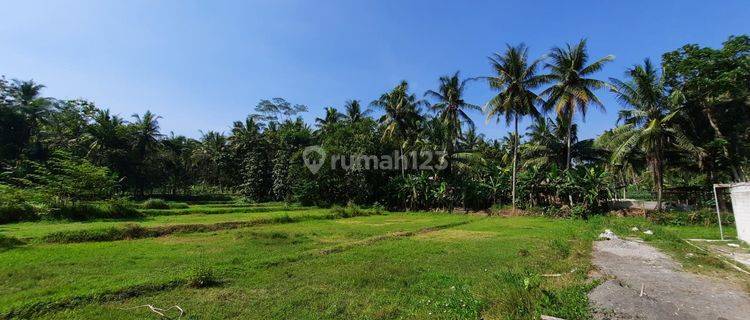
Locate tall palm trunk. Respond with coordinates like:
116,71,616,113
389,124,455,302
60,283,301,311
565,111,573,170
652,158,664,212
512,115,518,214
399,146,405,177
655,138,666,211
446,141,454,213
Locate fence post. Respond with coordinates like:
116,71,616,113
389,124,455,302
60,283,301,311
713,184,724,241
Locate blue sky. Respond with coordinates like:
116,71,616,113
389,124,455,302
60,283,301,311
1,0,748,140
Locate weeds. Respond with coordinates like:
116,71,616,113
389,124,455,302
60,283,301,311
549,238,571,258
187,267,220,288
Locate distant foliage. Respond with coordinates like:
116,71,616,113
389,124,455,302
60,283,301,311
3,151,117,204
0,35,747,218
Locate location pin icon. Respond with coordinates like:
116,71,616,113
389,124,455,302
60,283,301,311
303,145,326,174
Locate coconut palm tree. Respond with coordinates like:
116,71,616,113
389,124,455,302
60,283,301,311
607,59,701,210
523,116,606,169
541,39,614,169
425,72,478,144
343,100,370,123
459,127,485,152
229,116,265,155
129,111,163,195
371,81,425,176
425,71,479,177
86,109,127,160
484,44,545,212
10,80,52,157
131,111,162,158
315,107,344,132
12,80,48,108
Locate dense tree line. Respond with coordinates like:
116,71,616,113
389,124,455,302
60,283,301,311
1,35,748,220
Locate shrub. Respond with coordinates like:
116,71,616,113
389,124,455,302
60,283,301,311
331,203,373,218
0,185,46,223
569,205,588,220
102,199,142,219
649,208,734,226
0,204,38,224
47,204,103,221
187,267,219,288
542,206,565,218
371,203,386,214
10,151,117,203
142,198,170,209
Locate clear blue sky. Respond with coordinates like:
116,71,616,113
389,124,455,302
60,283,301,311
1,0,748,140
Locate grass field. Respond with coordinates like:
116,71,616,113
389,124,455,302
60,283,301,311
0,203,741,319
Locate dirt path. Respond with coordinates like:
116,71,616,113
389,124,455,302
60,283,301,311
589,237,750,320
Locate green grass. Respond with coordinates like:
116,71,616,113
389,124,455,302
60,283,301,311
0,203,742,319
0,206,325,240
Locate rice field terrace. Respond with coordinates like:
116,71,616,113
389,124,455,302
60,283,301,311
0,201,740,320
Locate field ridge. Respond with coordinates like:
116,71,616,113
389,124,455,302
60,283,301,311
38,210,384,244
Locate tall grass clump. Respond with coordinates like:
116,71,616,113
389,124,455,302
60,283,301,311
142,198,170,209
331,202,380,218
187,266,220,288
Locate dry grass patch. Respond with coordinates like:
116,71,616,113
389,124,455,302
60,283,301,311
415,229,497,242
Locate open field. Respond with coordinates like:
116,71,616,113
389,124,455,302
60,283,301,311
0,203,744,319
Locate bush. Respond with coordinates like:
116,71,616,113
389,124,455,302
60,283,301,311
371,203,386,214
103,199,141,219
569,205,588,219
0,185,47,223
331,203,372,218
0,204,38,224
47,204,102,221
142,198,170,209
542,206,565,218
